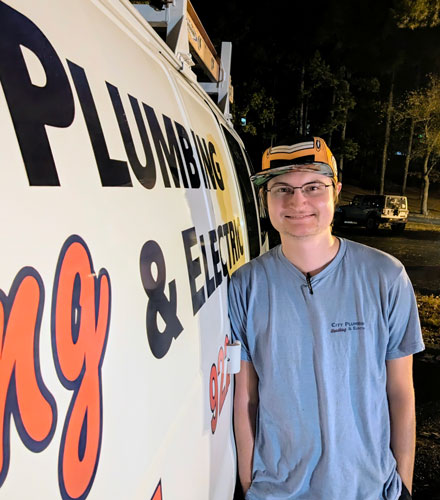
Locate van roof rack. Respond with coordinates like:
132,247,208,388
133,0,233,118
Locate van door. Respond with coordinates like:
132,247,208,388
171,74,250,500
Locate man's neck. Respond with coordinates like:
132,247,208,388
280,231,340,276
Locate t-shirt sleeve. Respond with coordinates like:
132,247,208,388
228,274,252,362
386,268,425,359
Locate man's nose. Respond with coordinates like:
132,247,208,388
285,188,307,204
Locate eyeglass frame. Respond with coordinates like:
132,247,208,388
264,180,334,198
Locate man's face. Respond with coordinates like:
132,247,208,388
266,171,341,240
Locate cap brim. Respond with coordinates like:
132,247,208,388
250,163,335,186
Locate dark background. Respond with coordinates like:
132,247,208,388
190,0,440,196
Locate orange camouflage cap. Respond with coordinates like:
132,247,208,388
251,137,338,186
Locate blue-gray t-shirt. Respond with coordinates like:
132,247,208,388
228,239,424,500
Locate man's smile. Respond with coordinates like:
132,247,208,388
283,213,316,220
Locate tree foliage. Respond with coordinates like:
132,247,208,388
404,74,440,212
405,75,440,161
133,0,440,193
393,0,440,29
234,86,275,139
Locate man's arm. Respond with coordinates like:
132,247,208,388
234,360,259,495
386,355,416,494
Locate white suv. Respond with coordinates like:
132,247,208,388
334,194,409,233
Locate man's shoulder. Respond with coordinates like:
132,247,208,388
343,238,405,277
231,245,280,284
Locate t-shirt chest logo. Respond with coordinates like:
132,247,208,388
330,321,365,333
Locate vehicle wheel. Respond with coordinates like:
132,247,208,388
366,216,379,233
391,223,406,234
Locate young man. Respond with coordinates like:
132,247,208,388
229,137,424,500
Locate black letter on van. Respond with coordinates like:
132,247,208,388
182,227,205,315
208,141,225,190
68,62,132,187
0,1,74,185
174,122,201,188
217,225,229,277
139,240,183,359
144,105,189,189
195,136,217,190
209,229,222,288
200,234,215,298
107,84,156,189
191,131,209,188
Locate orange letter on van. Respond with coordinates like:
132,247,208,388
0,268,56,487
52,236,111,500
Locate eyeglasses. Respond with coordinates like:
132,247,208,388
265,181,333,199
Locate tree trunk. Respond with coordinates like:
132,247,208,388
338,80,350,184
303,98,309,135
420,151,431,215
379,71,395,195
402,118,415,195
339,110,348,184
328,88,336,147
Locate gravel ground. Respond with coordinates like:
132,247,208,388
413,354,440,499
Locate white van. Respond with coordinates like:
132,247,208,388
0,1,265,499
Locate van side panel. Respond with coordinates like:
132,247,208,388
0,1,251,498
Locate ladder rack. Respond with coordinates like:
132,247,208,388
133,0,233,118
